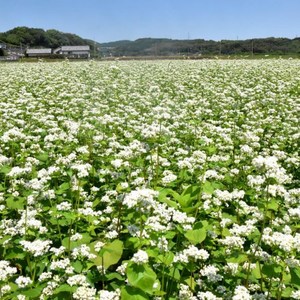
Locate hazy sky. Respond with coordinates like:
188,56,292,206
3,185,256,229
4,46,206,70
1,0,299,42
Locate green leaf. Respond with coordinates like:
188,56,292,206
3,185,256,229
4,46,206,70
54,284,77,293
184,276,196,291
202,181,214,194
158,252,174,266
6,247,26,259
268,198,279,211
202,181,223,194
157,188,179,208
105,272,124,281
226,254,248,264
37,152,49,162
121,286,149,300
71,260,83,273
281,287,293,298
22,286,45,297
290,267,300,286
91,239,123,269
163,267,180,280
262,264,282,278
252,262,262,279
6,196,25,210
0,165,11,174
184,228,206,244
56,182,70,195
126,263,157,295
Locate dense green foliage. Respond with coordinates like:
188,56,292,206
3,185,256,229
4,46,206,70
0,27,94,48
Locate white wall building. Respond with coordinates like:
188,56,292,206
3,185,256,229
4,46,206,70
54,45,90,58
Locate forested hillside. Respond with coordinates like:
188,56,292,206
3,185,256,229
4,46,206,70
0,26,94,48
101,37,300,57
1,26,300,57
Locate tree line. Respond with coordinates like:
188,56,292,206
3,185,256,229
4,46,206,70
1,27,299,57
0,26,93,49
101,37,300,57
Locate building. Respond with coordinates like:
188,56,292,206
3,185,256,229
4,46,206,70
26,48,52,57
53,45,90,58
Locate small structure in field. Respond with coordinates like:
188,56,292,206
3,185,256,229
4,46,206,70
26,48,52,57
53,45,90,58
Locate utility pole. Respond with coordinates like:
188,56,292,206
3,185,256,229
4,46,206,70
251,39,254,57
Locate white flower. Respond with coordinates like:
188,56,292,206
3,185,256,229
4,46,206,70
232,285,251,300
178,284,195,300
200,265,222,282
291,290,300,299
38,272,53,282
98,289,121,300
219,236,245,249
57,201,72,211
116,263,128,276
0,284,11,296
131,250,149,264
0,260,17,281
174,245,209,263
20,239,52,257
123,188,158,211
161,170,177,186
70,233,83,241
67,274,88,286
71,163,92,178
15,276,33,288
94,241,105,252
72,244,96,260
50,258,71,270
73,286,97,300
197,291,222,300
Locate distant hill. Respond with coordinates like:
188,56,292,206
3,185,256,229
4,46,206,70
100,37,300,57
1,27,299,58
0,26,98,49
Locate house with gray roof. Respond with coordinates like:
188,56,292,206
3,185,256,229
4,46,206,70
26,48,52,57
53,45,90,58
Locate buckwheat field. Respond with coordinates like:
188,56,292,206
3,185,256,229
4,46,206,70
0,59,299,300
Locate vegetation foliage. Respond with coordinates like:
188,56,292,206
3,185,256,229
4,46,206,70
0,59,299,299
0,27,93,49
1,27,300,57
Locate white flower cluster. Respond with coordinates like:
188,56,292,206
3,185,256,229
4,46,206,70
123,188,158,211
200,265,223,282
20,239,52,257
98,289,121,300
232,285,251,300
72,244,96,260
161,170,177,186
131,249,149,264
174,245,209,263
15,276,33,288
252,155,291,184
0,260,17,281
262,227,300,252
73,286,97,300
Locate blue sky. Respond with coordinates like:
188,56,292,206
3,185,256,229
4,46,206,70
1,0,299,42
